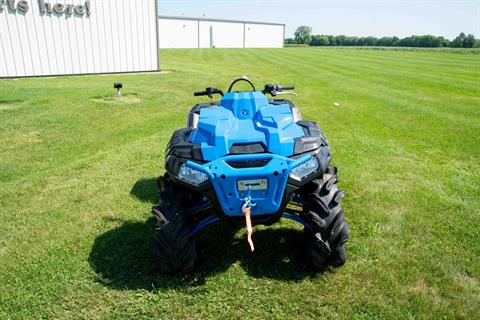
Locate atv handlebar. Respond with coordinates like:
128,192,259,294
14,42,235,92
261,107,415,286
194,87,224,99
194,80,295,99
263,84,295,96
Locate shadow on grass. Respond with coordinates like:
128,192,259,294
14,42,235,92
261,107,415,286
130,177,158,204
89,218,317,291
91,177,317,290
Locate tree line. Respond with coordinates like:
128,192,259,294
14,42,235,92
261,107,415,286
286,26,479,48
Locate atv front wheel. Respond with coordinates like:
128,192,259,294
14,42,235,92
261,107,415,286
153,211,198,274
301,166,350,270
152,175,198,274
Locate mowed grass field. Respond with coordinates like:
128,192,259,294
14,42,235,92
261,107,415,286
1,48,479,319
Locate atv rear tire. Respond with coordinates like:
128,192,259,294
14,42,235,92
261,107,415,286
301,166,350,270
152,174,198,274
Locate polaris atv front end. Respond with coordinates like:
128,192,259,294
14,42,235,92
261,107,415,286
152,78,349,273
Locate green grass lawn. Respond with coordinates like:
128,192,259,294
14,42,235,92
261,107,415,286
1,48,479,319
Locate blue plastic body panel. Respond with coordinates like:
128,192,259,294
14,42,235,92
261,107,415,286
186,153,312,216
189,92,305,161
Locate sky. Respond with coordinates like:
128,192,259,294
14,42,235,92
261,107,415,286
158,0,480,40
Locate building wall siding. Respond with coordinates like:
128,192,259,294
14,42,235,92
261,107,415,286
158,18,198,49
245,23,284,48
158,16,284,49
198,20,244,48
0,0,159,78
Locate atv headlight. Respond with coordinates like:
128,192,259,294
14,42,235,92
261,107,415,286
178,163,209,185
290,158,318,181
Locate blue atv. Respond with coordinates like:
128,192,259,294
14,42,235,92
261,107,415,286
152,78,349,273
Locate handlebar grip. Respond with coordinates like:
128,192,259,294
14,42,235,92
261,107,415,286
194,91,206,96
281,86,295,90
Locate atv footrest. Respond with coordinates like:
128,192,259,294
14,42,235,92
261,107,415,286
152,206,168,225
313,232,331,256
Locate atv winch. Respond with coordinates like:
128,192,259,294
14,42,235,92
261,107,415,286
152,77,350,273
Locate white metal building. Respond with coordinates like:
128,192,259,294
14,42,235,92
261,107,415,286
0,0,159,78
1,3,286,78
158,16,285,49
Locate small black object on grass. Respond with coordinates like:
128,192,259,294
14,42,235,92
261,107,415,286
114,82,123,99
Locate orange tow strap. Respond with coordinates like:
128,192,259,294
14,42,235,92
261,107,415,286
244,206,255,252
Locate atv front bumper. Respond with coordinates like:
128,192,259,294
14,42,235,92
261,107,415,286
184,153,313,217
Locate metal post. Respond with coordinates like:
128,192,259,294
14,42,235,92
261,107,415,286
243,23,246,48
209,25,213,48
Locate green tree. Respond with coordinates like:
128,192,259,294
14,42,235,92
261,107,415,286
451,32,466,48
463,34,476,48
364,36,377,46
335,35,347,46
311,35,329,46
328,35,336,46
294,26,313,45
349,37,360,46
292,26,474,48
377,37,398,46
438,36,450,47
